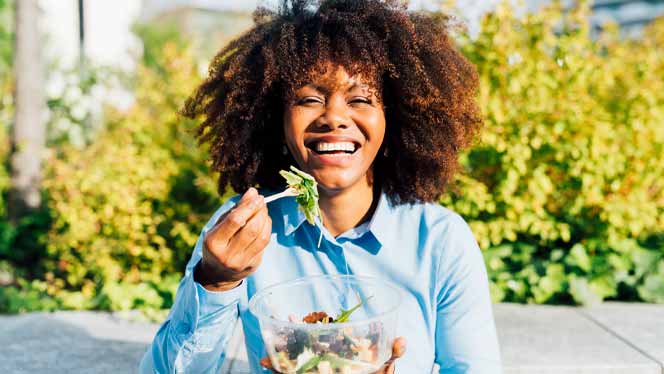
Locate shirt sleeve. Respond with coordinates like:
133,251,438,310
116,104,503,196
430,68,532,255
434,213,503,374
139,196,246,374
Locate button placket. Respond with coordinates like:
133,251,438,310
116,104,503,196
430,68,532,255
330,242,351,276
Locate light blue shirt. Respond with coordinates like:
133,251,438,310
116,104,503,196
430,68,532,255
140,191,502,373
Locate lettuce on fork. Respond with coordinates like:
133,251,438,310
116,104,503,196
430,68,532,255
265,165,321,226
279,166,321,225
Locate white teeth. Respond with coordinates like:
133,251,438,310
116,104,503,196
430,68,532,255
315,142,356,152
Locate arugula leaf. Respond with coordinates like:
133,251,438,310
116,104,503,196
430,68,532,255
296,355,321,374
334,295,373,323
279,166,321,225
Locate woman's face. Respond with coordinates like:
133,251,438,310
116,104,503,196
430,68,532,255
283,65,386,195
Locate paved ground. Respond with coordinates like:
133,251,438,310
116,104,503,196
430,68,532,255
0,303,662,374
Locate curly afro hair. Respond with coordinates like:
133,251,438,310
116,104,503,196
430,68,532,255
182,0,482,204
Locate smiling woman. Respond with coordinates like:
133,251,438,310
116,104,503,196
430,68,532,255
283,64,387,236
181,0,481,205
285,66,385,188
141,1,501,373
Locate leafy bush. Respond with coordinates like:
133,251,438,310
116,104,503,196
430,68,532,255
442,2,664,304
0,18,220,316
37,44,222,314
1,2,663,314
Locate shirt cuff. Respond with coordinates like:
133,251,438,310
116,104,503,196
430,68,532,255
169,266,245,336
195,277,245,321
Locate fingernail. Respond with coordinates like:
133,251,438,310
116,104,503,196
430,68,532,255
242,188,256,201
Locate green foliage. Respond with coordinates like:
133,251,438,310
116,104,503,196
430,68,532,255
31,44,221,316
0,0,12,163
0,0,15,293
0,0,13,77
0,278,60,313
0,18,221,317
442,1,664,304
1,2,663,315
132,22,188,77
46,65,116,147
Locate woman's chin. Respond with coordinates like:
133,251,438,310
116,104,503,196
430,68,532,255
312,174,368,196
300,158,370,195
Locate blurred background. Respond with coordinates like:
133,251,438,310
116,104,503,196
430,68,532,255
0,0,663,320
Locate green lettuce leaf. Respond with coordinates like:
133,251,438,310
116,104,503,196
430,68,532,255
279,166,321,225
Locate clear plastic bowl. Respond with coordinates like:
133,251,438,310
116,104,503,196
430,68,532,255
249,274,402,374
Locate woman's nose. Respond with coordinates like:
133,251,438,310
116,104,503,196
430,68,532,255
316,98,350,130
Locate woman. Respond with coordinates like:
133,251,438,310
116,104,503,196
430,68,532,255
140,0,501,373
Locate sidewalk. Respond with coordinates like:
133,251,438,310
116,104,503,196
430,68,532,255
0,303,662,373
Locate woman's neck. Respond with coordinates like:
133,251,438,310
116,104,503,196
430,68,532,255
318,178,379,237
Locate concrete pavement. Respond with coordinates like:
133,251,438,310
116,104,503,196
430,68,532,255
0,303,662,374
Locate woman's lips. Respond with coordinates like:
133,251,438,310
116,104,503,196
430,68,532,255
307,148,358,166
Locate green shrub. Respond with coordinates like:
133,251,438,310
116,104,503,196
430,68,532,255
2,2,663,314
442,2,664,304
0,277,60,313
37,44,222,314
0,0,12,205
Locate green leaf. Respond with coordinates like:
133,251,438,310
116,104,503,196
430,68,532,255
631,248,661,278
279,169,303,186
335,295,373,323
589,275,617,300
567,244,592,273
279,166,321,225
569,275,602,305
532,263,566,303
637,262,664,303
638,274,664,303
296,355,321,374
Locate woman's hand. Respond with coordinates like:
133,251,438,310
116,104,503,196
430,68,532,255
374,337,406,374
259,337,406,373
194,187,272,292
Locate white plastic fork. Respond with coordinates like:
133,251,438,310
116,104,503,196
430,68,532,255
264,187,299,203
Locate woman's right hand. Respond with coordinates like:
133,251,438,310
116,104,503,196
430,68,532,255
194,187,272,292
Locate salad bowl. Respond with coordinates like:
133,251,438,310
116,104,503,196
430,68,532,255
249,274,402,374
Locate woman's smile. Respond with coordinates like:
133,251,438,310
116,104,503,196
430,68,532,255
305,135,361,166
283,64,386,195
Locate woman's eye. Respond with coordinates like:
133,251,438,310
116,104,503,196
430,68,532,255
298,97,323,105
349,97,372,105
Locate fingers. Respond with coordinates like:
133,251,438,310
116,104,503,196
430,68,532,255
218,187,257,227
260,357,274,370
381,337,406,373
225,204,269,257
392,336,407,358
223,208,271,273
244,213,273,267
213,188,265,245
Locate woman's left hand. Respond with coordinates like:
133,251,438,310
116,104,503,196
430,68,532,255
373,337,406,373
260,337,406,373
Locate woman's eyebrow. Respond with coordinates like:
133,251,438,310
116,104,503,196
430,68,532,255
300,82,370,95
302,84,330,95
346,83,370,93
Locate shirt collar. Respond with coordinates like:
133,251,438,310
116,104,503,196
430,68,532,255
364,191,392,246
282,190,393,249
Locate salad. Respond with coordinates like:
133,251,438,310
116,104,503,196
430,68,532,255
278,166,321,225
267,297,384,374
265,166,324,247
